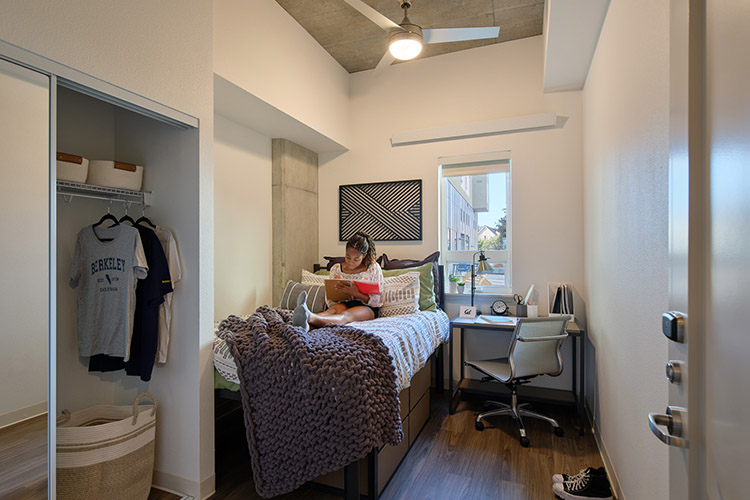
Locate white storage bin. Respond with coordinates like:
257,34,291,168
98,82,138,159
57,393,157,500
56,153,89,183
88,160,144,191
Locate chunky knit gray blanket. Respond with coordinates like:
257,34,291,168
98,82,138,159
217,306,403,498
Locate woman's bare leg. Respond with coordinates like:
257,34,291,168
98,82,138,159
309,304,374,327
292,292,375,329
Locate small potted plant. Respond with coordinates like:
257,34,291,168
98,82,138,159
456,281,466,294
448,274,460,293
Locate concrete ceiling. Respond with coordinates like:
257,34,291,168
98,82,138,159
276,0,545,73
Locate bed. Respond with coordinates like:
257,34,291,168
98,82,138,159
213,259,448,499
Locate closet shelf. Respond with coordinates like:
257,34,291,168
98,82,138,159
57,180,153,207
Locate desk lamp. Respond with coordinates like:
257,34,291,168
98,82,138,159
471,250,490,310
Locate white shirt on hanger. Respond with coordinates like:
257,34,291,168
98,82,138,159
155,225,182,363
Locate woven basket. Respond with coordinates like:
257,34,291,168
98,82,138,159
57,393,157,500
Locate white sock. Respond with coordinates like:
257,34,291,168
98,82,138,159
293,297,310,331
296,290,308,307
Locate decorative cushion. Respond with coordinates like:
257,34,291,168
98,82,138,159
379,272,420,317
314,269,330,275
278,280,327,313
382,262,436,312
380,251,441,307
301,269,327,286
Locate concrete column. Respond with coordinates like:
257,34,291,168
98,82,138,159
272,139,319,305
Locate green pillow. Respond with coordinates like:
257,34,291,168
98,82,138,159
314,269,330,275
382,262,437,312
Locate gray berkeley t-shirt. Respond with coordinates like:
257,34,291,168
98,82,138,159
69,224,148,360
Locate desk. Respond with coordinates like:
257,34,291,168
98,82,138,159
448,315,586,435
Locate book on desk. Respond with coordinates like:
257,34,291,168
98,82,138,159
548,282,574,316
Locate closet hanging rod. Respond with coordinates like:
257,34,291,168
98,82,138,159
56,180,152,207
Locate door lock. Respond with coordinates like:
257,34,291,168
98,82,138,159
662,311,686,343
666,360,684,384
648,406,688,448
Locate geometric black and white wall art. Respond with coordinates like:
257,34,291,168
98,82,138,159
339,179,422,241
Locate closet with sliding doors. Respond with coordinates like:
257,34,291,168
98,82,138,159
0,43,200,499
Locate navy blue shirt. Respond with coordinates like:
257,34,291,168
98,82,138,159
89,224,172,381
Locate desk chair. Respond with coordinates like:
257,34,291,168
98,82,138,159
465,317,570,447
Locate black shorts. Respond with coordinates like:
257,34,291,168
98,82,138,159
340,300,379,319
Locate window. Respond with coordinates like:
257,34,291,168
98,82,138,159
439,153,511,293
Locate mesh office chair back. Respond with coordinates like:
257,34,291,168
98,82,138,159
508,317,570,380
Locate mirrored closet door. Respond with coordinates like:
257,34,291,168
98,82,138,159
0,58,51,499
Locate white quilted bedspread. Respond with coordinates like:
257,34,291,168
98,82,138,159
214,309,450,393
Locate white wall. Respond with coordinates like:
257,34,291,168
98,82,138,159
321,36,584,315
214,115,274,320
213,0,351,149
0,2,214,497
582,0,670,498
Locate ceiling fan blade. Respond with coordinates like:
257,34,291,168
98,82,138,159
423,26,500,44
372,50,396,75
341,0,401,32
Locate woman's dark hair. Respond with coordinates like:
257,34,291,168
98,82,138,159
346,231,377,267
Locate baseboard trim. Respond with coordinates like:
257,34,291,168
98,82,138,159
586,402,624,500
200,473,215,500
152,471,214,500
0,402,47,430
152,470,197,499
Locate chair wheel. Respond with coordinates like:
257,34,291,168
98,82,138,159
554,427,564,437
475,420,485,431
520,437,530,447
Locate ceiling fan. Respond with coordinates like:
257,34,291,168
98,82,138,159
342,0,501,72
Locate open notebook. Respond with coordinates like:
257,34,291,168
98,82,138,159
324,279,380,302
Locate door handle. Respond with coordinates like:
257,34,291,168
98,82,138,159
648,406,688,448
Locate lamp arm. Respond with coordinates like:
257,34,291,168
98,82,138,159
471,251,479,307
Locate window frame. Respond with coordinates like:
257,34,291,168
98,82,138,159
438,152,512,294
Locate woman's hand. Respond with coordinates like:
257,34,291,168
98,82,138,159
335,282,368,302
335,281,358,296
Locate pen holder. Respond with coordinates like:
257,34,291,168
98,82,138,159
527,305,539,318
516,304,527,317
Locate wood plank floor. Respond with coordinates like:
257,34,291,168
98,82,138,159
0,415,47,500
203,391,604,500
5,393,604,500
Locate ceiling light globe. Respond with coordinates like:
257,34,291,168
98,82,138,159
389,32,423,60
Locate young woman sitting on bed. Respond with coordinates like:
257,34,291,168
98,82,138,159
293,231,385,330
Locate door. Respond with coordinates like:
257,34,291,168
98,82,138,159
701,0,750,497
662,1,750,499
0,58,51,498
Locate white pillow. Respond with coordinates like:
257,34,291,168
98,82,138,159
379,272,420,317
301,269,327,285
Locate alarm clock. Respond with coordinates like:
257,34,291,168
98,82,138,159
491,300,509,316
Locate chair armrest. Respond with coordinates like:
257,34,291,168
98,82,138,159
516,334,569,343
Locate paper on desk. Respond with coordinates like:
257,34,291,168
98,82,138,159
478,315,516,324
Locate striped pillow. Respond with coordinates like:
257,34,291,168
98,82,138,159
278,280,327,313
379,272,421,317
301,269,327,286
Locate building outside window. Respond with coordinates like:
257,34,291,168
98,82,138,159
440,153,511,293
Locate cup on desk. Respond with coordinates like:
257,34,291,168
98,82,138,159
516,304,527,317
527,305,539,318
